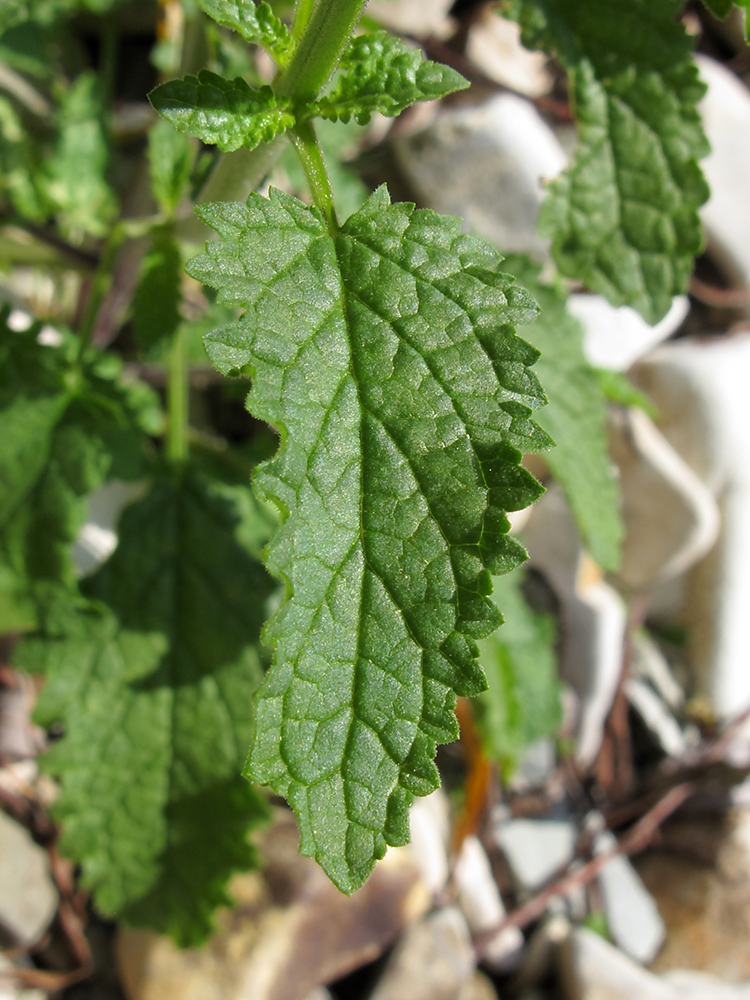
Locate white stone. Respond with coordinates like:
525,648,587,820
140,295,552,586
73,480,147,575
523,487,627,765
408,788,450,895
365,0,454,37
454,835,523,972
0,955,47,1000
466,13,552,98
594,830,666,965
697,55,750,286
568,294,689,372
394,93,567,257
631,634,684,712
495,818,576,893
0,811,57,948
558,928,675,1000
631,334,750,719
625,678,686,758
665,970,750,998
609,407,720,590
369,908,475,1000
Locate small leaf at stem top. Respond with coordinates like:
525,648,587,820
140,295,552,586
313,31,470,124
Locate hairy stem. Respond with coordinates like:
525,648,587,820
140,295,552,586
290,119,338,232
274,0,368,104
167,323,189,464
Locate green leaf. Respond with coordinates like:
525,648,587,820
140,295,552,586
147,119,194,216
313,31,469,125
501,256,622,571
0,0,122,33
194,0,294,66
45,72,117,239
24,466,275,945
475,567,561,772
191,186,549,892
503,0,709,323
701,0,750,30
150,71,295,153
0,308,161,631
0,96,49,222
133,230,183,360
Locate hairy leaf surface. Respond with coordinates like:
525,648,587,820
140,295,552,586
192,186,549,892
195,0,294,65
501,256,622,571
476,568,561,772
0,308,160,630
150,72,294,152
503,0,709,323
24,467,275,945
313,31,469,124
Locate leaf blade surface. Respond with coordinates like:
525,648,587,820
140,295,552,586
193,187,548,892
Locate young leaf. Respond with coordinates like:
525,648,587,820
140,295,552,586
0,309,161,631
45,71,117,238
23,467,275,945
503,0,710,324
147,119,193,217
191,186,549,893
475,567,561,772
501,256,622,572
313,31,469,124
133,230,183,360
194,0,294,66
150,71,294,153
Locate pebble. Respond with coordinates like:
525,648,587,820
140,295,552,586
368,908,475,1000
393,93,566,257
0,810,57,949
568,294,689,372
594,830,666,965
454,835,523,972
495,817,576,893
697,55,750,287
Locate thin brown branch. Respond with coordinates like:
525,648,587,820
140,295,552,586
473,782,695,958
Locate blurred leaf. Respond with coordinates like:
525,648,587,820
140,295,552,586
133,230,183,360
502,256,623,572
475,567,561,772
24,466,275,945
45,71,117,238
148,119,194,217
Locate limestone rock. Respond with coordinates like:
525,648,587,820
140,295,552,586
393,93,566,258
368,908,475,1000
697,55,750,287
0,811,57,949
495,817,576,894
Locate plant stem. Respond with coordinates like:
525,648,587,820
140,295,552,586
274,0,368,104
289,120,338,232
167,324,189,464
291,0,316,42
76,223,125,359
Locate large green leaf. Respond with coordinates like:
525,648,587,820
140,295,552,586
503,0,709,323
313,31,469,124
23,466,275,945
501,256,622,571
476,567,561,772
191,186,549,892
0,308,160,631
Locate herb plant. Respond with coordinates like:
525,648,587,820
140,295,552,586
0,0,741,945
